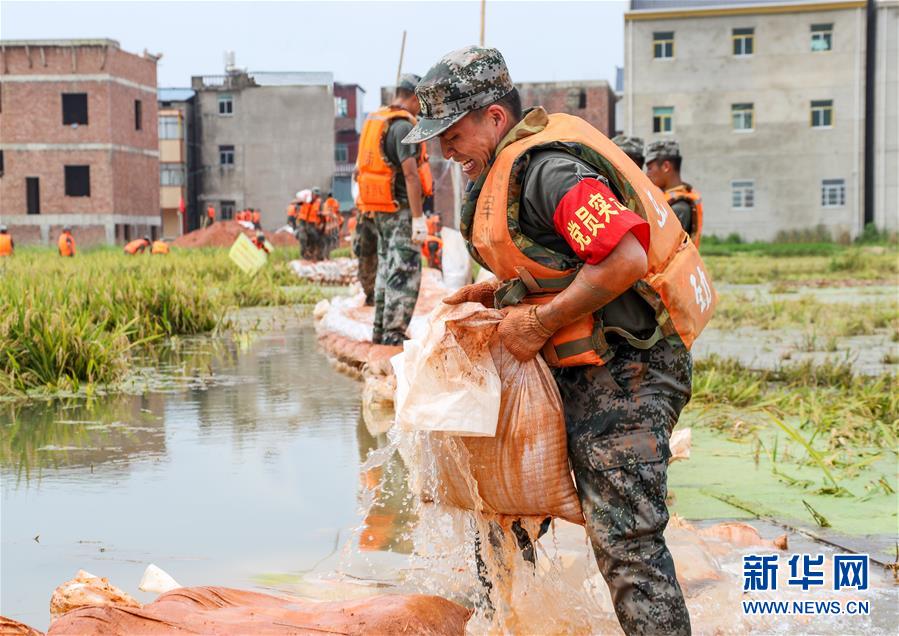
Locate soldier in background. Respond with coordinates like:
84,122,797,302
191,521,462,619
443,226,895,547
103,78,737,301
645,140,703,246
611,135,645,170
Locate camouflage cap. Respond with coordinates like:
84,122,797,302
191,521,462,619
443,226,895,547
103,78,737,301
397,73,421,94
645,139,681,164
612,135,645,160
402,45,514,144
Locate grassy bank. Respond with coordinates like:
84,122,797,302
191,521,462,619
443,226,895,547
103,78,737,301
0,248,325,396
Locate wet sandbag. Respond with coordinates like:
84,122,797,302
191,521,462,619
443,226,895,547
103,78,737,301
411,303,584,525
48,587,472,635
49,570,140,621
0,616,44,636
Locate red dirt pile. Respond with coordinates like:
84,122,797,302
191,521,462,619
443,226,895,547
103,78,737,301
172,221,298,249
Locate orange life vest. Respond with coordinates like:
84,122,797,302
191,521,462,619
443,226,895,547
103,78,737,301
151,240,170,255
207,206,215,219
301,198,322,224
124,239,150,255
356,107,434,213
252,210,261,224
426,214,441,236
287,204,297,219
347,214,358,236
471,113,717,368
0,234,12,256
58,232,75,257
666,184,703,248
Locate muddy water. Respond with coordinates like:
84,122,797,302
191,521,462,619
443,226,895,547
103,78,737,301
0,321,371,630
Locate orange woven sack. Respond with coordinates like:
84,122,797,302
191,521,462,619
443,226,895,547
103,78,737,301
422,304,584,525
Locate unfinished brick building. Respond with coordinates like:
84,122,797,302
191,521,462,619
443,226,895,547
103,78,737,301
0,39,160,246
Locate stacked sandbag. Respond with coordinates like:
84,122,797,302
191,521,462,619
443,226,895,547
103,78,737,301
47,586,471,635
290,258,358,285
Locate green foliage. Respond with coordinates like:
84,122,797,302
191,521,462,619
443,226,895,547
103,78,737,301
0,250,327,395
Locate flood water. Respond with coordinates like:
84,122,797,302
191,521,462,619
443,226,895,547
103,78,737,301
2,312,896,633
1,320,375,630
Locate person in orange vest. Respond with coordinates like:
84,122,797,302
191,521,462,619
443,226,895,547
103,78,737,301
251,208,261,230
0,225,13,257
322,192,342,260
151,239,170,255
58,226,76,257
123,236,151,255
645,140,703,247
205,204,216,228
355,73,433,344
421,234,443,270
304,188,324,261
252,231,270,253
286,200,298,230
409,47,716,633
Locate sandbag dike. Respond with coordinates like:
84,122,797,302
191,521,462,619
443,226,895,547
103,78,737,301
315,278,896,635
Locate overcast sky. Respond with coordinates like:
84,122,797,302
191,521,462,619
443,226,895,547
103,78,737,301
1,0,627,111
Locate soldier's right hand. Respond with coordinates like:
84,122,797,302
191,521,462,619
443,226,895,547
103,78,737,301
443,278,501,307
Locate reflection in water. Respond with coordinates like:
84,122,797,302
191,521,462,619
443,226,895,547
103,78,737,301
0,320,367,631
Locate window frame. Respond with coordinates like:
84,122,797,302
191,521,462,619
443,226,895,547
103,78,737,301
821,179,846,208
652,106,674,134
64,165,91,197
218,94,234,116
334,144,349,163
134,99,142,130
731,103,755,132
220,201,236,220
158,115,181,140
652,31,675,59
811,23,833,52
732,27,755,57
810,100,834,128
160,164,185,187
335,96,349,117
218,144,235,167
731,180,755,209
62,93,89,126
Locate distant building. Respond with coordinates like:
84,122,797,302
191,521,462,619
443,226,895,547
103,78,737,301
157,88,197,236
0,39,160,246
517,80,617,135
333,82,365,210
623,0,898,241
191,62,334,229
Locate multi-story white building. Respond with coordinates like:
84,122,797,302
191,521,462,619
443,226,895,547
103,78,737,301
623,0,897,241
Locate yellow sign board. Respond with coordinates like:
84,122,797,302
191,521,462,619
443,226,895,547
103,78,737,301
228,232,268,276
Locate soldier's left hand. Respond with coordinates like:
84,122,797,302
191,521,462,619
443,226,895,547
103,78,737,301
497,304,554,362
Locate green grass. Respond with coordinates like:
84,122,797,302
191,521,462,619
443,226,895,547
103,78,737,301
0,248,328,395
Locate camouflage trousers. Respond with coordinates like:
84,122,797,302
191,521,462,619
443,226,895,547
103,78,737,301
353,214,378,306
372,208,421,345
553,337,693,636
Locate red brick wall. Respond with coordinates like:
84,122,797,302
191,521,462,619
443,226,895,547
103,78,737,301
113,153,159,215
109,83,158,150
517,82,616,135
0,149,114,214
1,81,114,143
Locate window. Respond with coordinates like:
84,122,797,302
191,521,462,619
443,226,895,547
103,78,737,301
653,31,674,59
160,165,185,186
134,99,142,130
731,180,755,209
335,97,348,117
0,150,4,177
732,103,754,131
64,165,91,197
335,144,349,163
26,177,40,214
811,100,833,127
733,27,754,56
578,90,587,109
218,94,233,116
62,93,88,125
219,145,235,166
220,201,235,220
159,115,180,139
652,106,674,133
821,179,845,207
811,23,833,51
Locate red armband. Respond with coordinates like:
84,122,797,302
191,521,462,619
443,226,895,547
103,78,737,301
553,178,650,265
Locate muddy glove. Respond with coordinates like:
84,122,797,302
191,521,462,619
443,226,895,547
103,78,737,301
443,278,501,307
498,304,554,362
411,216,428,245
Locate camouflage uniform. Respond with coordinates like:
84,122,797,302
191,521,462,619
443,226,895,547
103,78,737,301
372,208,421,345
407,46,692,635
645,140,696,236
612,134,646,170
353,212,379,306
